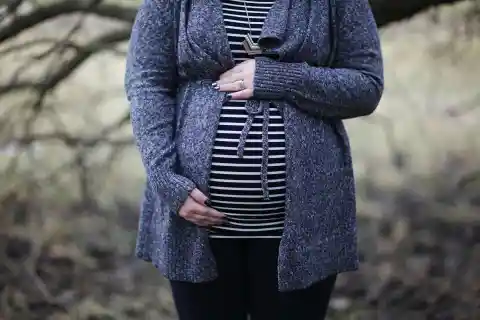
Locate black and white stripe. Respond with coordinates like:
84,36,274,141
208,0,285,238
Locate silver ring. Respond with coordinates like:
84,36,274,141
238,79,247,90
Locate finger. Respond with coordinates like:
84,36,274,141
194,203,225,219
189,213,223,226
215,72,244,86
189,201,225,219
228,89,253,100
205,207,225,219
190,188,208,205
188,215,211,226
217,80,248,93
219,66,242,80
181,209,215,225
218,71,234,81
219,59,253,80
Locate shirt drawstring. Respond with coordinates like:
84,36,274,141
236,100,270,200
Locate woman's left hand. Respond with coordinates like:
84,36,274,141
213,59,255,100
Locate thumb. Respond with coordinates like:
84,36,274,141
190,188,209,205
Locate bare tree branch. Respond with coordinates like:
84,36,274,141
0,38,76,55
10,132,132,148
0,0,468,47
372,0,466,27
0,28,130,96
0,0,135,44
0,0,25,20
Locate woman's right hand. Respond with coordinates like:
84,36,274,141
179,189,225,226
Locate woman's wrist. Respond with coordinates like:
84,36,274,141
252,57,305,100
149,171,197,214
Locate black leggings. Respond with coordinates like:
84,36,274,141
170,238,337,320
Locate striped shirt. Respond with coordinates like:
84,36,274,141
208,0,285,238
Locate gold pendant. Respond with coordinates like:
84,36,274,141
242,34,262,56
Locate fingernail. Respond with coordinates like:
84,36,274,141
226,94,232,100
205,199,212,207
212,82,219,89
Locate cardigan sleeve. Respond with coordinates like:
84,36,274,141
252,0,384,119
125,0,196,213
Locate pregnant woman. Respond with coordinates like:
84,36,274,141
125,0,383,319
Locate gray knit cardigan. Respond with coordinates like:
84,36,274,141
124,0,383,292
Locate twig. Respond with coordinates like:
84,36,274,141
0,0,24,21
8,132,133,147
0,28,130,96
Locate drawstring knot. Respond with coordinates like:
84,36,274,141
236,100,270,200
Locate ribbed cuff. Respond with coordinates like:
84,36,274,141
151,171,196,215
253,57,306,100
169,173,196,214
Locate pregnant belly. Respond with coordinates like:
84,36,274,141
207,101,287,238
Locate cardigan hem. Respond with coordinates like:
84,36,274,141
151,260,219,284
135,250,359,291
278,262,359,292
277,229,359,291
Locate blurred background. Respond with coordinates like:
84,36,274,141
0,0,479,319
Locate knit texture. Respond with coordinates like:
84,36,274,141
125,0,383,291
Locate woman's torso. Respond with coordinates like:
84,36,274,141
133,0,363,291
208,0,286,238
